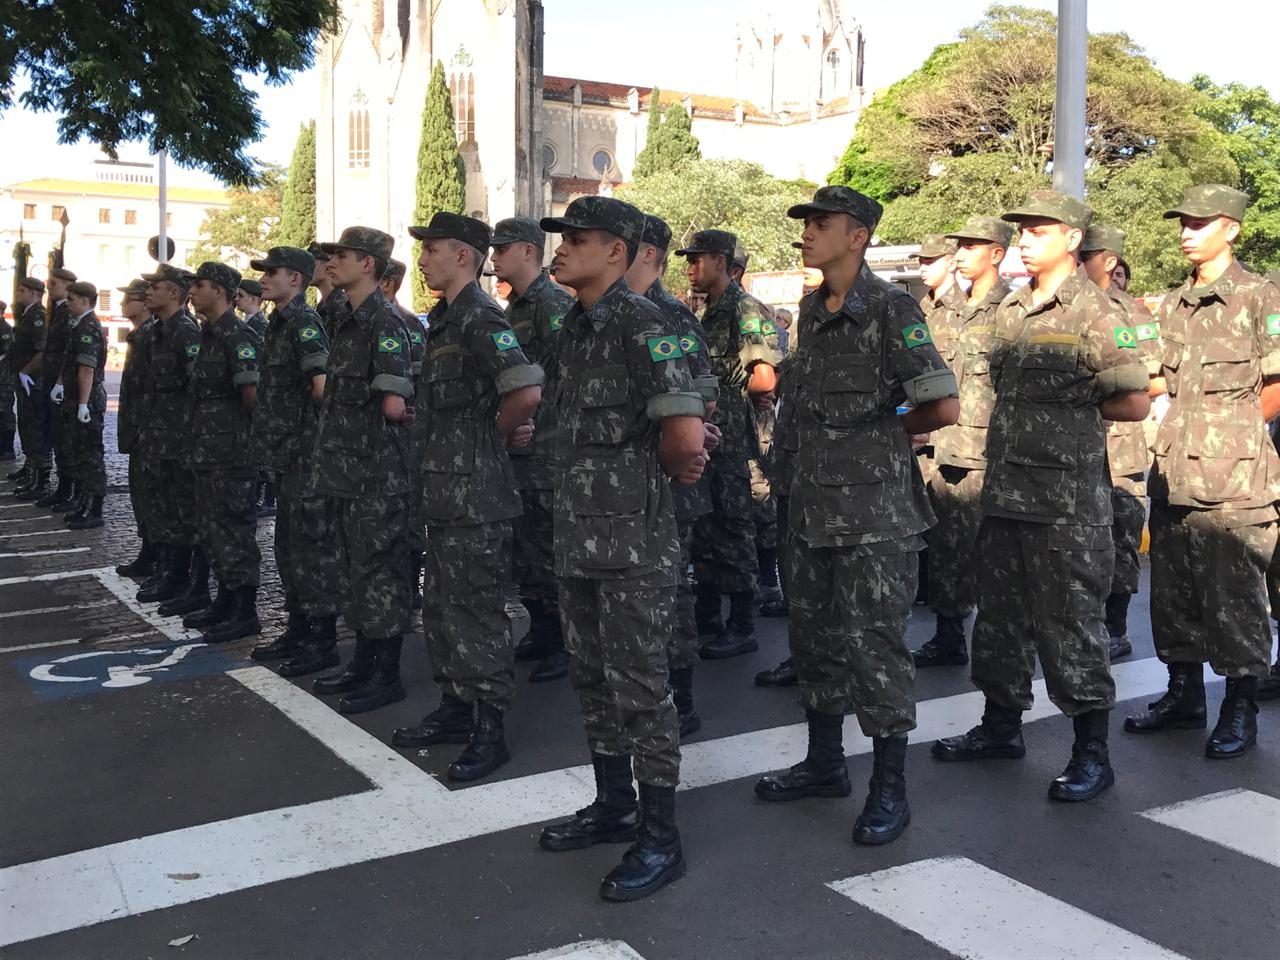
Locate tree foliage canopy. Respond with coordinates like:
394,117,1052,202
2,1,338,185
276,121,317,250
189,165,284,271
633,97,702,180
410,61,466,312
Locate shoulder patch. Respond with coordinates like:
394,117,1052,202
549,313,564,332
378,335,403,354
79,334,94,344
678,335,700,354
299,325,321,342
762,319,776,335
1135,322,1160,342
1267,314,1280,336
185,343,200,357
902,323,933,349
1113,326,1137,349
648,335,683,362
409,329,424,344
739,316,762,336
491,329,519,351
236,344,257,360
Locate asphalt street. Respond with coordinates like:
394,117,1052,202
0,412,1276,960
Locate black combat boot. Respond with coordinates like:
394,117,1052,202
5,461,29,483
255,478,276,518
392,692,473,747
182,580,230,629
38,476,73,509
251,612,310,661
700,590,758,659
1105,593,1133,661
447,701,510,781
66,494,103,530
61,488,87,523
513,597,552,662
159,549,211,618
135,544,174,600
1048,710,1115,802
932,700,1026,760
694,581,724,639
337,636,405,713
278,616,341,677
853,735,911,845
540,754,638,851
314,633,377,695
757,546,788,617
670,665,701,738
599,783,685,902
528,602,569,682
14,467,50,500
1258,656,1280,702
912,615,969,667
116,539,157,578
201,585,261,644
137,545,191,604
1205,676,1260,759
755,656,798,687
1123,662,1206,733
755,709,852,801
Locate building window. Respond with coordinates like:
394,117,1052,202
97,291,112,313
166,212,173,227
542,143,558,175
449,72,476,144
51,205,66,221
124,209,137,225
24,203,36,220
592,149,614,177
124,245,137,262
348,110,371,168
98,208,111,224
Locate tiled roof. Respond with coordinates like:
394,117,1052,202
4,178,229,205
544,76,768,120
551,176,612,201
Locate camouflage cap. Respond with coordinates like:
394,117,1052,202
307,242,331,263
49,267,77,283
117,278,150,299
409,212,491,254
490,216,545,248
1163,183,1249,222
674,229,737,259
250,245,316,279
1081,223,1127,256
540,196,645,246
787,185,884,233
19,276,45,294
915,234,957,260
238,278,263,298
384,258,407,284
945,215,1014,248
142,263,197,290
732,244,750,271
67,280,97,300
192,261,243,298
1001,190,1094,231
320,226,395,262
640,214,672,251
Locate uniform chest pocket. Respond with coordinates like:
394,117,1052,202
428,352,472,410
818,360,879,427
574,365,631,446
1199,337,1256,393
193,358,227,399
1017,346,1078,402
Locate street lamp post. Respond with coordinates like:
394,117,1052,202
1053,0,1087,199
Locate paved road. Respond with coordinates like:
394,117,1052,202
0,425,1276,960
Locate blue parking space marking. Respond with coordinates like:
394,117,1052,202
13,642,246,701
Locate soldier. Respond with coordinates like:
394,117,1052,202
753,185,958,846
244,246,344,676
57,281,108,529
134,264,202,604
679,229,780,659
0,299,14,462
390,213,543,781
536,196,707,902
1125,185,1280,758
308,227,416,714
626,213,721,737
176,263,262,643
912,216,1014,668
36,266,77,509
115,279,158,576
9,278,49,495
236,279,268,341
307,243,346,336
487,217,576,683
1080,224,1163,661
932,191,1151,803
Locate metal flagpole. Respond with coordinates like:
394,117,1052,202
1053,0,1087,198
158,149,169,263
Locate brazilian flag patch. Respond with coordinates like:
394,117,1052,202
902,323,932,349
549,313,564,331
79,334,94,344
740,316,762,335
236,344,257,360
1135,322,1160,342
492,330,519,351
410,330,424,344
679,335,699,354
377,335,402,354
1267,314,1280,336
185,344,200,357
299,325,320,342
648,335,683,362
1113,326,1137,349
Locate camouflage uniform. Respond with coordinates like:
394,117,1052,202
915,236,961,488
43,290,75,482
119,308,156,537
188,305,261,590
11,296,48,467
0,310,14,456
244,310,268,342
787,263,956,735
393,298,428,571
62,306,108,497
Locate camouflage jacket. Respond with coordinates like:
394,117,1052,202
118,317,155,454
699,280,781,469
920,283,964,362
1149,260,1280,515
787,264,956,549
244,310,268,342
187,309,261,475
10,302,46,374
933,278,1011,470
41,299,71,385
1103,286,1161,493
253,294,330,473
506,271,574,491
311,287,414,499
0,315,12,380
983,266,1149,526
62,309,108,412
139,308,202,461
554,277,704,579
317,289,348,338
416,280,542,526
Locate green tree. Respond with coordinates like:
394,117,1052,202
2,1,339,184
617,159,813,293
633,94,702,180
410,61,466,312
829,4,1239,293
277,121,316,249
189,165,285,271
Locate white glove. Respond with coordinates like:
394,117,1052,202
50,383,65,403
77,404,90,424
18,372,33,396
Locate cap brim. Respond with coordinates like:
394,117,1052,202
248,258,278,272
407,226,447,242
943,231,996,244
1162,205,1233,220
1000,208,1064,225
786,201,852,220
539,216,595,234
490,236,527,247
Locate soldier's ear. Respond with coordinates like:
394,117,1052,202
1224,218,1241,244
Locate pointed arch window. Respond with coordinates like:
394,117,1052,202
449,72,477,145
348,109,371,169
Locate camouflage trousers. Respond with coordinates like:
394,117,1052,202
1149,501,1275,678
670,518,701,670
406,472,427,558
776,494,791,598
276,467,343,617
514,487,558,607
1269,541,1280,624
423,521,515,709
193,471,260,590
50,392,73,480
1110,482,1147,596
925,465,984,620
787,536,918,738
560,569,681,787
971,518,1115,716
750,459,776,551
70,406,106,497
334,493,414,638
0,373,14,442
692,457,758,594
141,456,197,547
127,453,147,538
16,381,48,466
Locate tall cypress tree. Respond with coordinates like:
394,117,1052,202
411,61,467,311
277,120,316,248
633,86,665,180
633,89,701,181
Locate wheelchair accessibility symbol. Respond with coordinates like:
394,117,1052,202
17,642,237,700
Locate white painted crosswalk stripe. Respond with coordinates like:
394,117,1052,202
829,857,1192,960
0,546,90,559
507,940,647,960
1140,789,1280,869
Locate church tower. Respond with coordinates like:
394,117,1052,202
734,0,863,113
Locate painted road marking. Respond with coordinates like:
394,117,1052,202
16,643,236,700
0,516,64,525
0,547,91,559
0,599,113,619
2,631,158,654
1140,789,1280,869
828,857,1192,960
0,529,72,539
508,941,648,960
2,639,78,654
